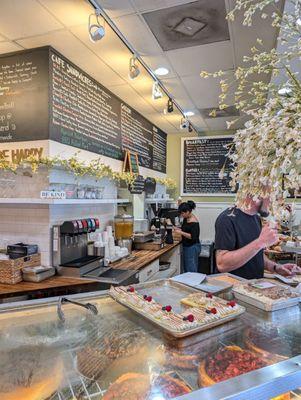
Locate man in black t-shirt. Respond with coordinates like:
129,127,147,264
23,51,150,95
214,196,300,279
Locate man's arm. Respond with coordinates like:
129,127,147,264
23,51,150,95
216,225,278,273
264,255,301,276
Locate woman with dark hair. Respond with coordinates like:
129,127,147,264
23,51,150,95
174,201,201,272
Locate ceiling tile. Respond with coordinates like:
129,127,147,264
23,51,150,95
70,23,131,80
228,0,282,66
0,0,63,40
205,116,229,130
0,41,24,54
113,14,162,55
161,77,195,110
38,0,93,27
141,54,176,78
133,0,214,14
141,0,229,52
16,29,126,86
96,0,135,18
166,41,233,76
108,83,155,115
181,73,236,109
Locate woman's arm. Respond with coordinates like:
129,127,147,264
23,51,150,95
174,227,191,239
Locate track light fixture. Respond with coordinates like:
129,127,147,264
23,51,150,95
167,98,174,113
180,117,189,130
188,123,193,133
152,81,163,100
129,55,140,80
88,11,105,42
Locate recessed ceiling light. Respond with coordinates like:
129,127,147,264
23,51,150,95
184,111,195,117
154,67,169,76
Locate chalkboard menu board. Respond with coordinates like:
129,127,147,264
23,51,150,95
0,48,49,142
181,136,234,195
153,126,167,173
48,48,166,171
0,46,167,173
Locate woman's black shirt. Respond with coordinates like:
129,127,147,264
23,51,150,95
181,218,200,247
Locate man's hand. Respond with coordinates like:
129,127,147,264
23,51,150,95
276,263,300,276
257,224,279,249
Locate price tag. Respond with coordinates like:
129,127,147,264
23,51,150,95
251,281,276,289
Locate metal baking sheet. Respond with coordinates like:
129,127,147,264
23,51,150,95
109,279,245,338
233,282,301,312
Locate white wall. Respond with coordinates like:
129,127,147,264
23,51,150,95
191,202,301,241
0,203,116,266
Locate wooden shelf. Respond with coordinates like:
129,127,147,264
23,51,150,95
145,199,174,204
0,198,129,205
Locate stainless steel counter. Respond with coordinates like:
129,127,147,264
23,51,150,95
0,287,301,400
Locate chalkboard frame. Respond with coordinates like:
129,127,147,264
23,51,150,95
180,135,235,197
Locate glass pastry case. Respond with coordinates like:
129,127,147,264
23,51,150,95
0,285,301,400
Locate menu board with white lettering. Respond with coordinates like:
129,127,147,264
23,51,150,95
181,136,234,195
153,126,167,173
0,46,167,173
0,47,49,142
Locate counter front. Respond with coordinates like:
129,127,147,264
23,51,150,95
0,283,301,400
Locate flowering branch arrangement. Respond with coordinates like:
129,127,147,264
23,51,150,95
201,0,301,214
0,154,176,189
200,0,301,118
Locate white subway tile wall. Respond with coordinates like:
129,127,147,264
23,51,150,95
0,203,116,266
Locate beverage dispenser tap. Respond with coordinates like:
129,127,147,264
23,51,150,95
61,220,79,247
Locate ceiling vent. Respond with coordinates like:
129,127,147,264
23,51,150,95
172,17,207,37
199,106,240,119
142,0,229,51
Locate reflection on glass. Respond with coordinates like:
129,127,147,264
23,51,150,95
0,294,300,399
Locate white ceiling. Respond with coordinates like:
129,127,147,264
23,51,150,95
0,0,281,134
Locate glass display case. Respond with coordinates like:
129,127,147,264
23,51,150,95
0,289,301,400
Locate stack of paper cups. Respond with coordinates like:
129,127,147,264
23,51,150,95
102,231,109,243
106,225,113,237
108,236,115,259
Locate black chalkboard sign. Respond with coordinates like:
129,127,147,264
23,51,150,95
0,47,49,142
129,175,145,194
181,136,234,195
0,46,167,172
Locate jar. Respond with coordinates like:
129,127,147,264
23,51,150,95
114,215,134,239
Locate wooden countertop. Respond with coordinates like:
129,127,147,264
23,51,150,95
0,276,96,296
110,242,180,270
0,243,180,297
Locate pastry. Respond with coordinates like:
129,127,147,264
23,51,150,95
77,326,148,380
109,286,244,334
198,345,290,400
234,280,299,306
198,345,267,387
150,374,191,398
0,347,63,400
246,327,301,359
155,345,200,370
103,372,191,400
211,275,242,285
103,373,150,400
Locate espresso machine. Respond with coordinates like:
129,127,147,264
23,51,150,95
52,218,104,277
